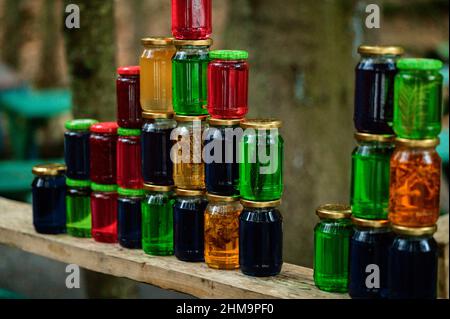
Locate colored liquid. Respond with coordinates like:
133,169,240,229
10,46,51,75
118,196,142,249
91,192,118,243
90,133,117,184
388,236,438,299
208,59,249,119
66,187,91,238
64,131,90,180
32,176,66,234
172,47,209,115
117,74,142,129
350,142,394,219
389,147,441,227
117,135,143,189
171,0,212,40
239,207,283,277
314,219,353,292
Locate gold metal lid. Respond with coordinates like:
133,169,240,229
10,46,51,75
316,204,352,220
175,115,208,122
395,138,440,148
175,188,205,197
173,38,213,46
208,118,244,126
240,199,281,208
142,112,174,119
355,132,395,143
240,119,282,129
32,164,66,176
141,37,174,46
358,45,404,56
392,224,437,237
206,193,240,202
143,183,174,192
352,217,390,228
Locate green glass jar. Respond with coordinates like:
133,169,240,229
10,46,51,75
314,204,353,293
66,178,91,238
172,39,212,116
393,58,443,139
239,119,283,201
350,133,395,220
141,184,175,256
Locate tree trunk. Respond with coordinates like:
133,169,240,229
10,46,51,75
0,0,27,69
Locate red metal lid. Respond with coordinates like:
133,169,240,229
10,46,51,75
90,122,118,134
117,66,140,75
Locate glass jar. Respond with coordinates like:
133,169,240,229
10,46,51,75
117,66,142,129
208,50,249,119
240,119,284,201
205,118,241,196
173,188,207,262
389,138,441,227
117,128,143,189
349,218,393,299
141,184,175,256
64,119,98,180
172,39,211,116
350,133,395,220
239,199,283,277
31,164,67,234
117,187,144,249
172,115,207,189
388,225,438,299
204,194,242,270
91,183,118,243
141,112,176,185
314,204,353,293
90,122,118,184
140,37,176,113
393,58,444,139
171,0,212,40
66,178,91,238
354,45,403,134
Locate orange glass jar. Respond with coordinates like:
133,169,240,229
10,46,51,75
389,138,441,227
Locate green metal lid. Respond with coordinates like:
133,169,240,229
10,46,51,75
91,183,117,192
210,50,249,60
118,187,145,197
66,178,91,188
65,119,98,131
397,58,443,71
118,127,141,136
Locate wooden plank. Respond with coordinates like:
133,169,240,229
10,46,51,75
0,197,346,299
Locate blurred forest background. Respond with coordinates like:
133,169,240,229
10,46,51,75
0,0,449,298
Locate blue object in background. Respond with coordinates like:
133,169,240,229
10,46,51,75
437,128,449,165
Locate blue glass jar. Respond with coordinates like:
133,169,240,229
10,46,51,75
349,218,393,299
173,188,207,262
117,187,144,249
64,119,98,180
205,119,241,196
239,199,283,277
388,225,438,299
31,164,67,234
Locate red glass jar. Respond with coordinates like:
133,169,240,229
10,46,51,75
208,50,249,119
90,122,118,184
91,183,118,243
172,0,212,40
117,128,143,189
117,66,142,129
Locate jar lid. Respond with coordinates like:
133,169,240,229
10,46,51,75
66,178,90,188
117,66,140,75
240,119,282,129
142,112,174,119
175,188,205,197
175,115,208,122
397,58,443,71
351,217,390,228
355,132,395,143
32,163,66,176
143,183,174,192
65,119,98,131
118,187,145,197
395,138,440,148
206,193,240,202
118,127,141,136
208,118,244,126
240,199,281,208
357,45,404,56
141,37,174,46
316,204,352,220
391,224,437,237
91,183,117,192
210,50,249,60
173,38,213,46
90,122,118,134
